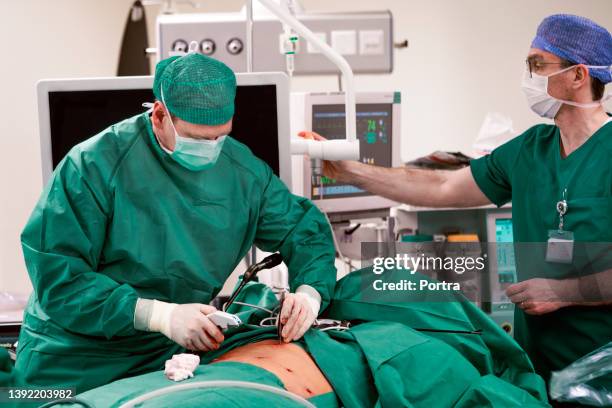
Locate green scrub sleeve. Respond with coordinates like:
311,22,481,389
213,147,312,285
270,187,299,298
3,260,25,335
470,133,526,207
254,167,336,311
21,156,139,339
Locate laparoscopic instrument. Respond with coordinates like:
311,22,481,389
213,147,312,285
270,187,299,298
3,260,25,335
207,253,284,330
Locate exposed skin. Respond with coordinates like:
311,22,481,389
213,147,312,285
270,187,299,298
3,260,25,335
530,48,610,157
300,47,611,316
299,130,491,209
149,101,316,344
150,100,232,149
213,339,333,398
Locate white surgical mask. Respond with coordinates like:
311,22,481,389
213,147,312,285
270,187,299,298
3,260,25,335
521,65,609,119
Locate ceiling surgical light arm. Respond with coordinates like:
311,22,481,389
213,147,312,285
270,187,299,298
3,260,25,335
246,0,254,72
280,0,297,77
251,0,360,160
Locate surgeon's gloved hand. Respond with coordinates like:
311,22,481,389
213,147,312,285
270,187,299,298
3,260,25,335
135,299,224,352
279,286,321,343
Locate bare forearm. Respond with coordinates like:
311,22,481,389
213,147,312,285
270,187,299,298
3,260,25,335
340,161,490,208
562,269,612,306
348,163,449,206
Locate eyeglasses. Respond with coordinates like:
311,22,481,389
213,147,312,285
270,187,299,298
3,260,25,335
525,59,567,78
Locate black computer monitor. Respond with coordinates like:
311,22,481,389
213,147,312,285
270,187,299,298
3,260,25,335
37,74,291,186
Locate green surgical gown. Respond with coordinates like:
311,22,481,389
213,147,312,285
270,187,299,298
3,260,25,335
62,277,549,408
470,119,612,381
14,112,336,394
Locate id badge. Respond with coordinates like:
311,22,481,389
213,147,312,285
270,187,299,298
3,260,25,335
546,230,574,264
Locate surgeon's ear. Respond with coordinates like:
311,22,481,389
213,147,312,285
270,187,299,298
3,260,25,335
226,117,233,134
151,101,167,131
571,65,589,89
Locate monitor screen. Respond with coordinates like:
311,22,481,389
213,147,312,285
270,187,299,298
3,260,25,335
494,218,517,284
311,103,393,199
47,85,279,175
48,89,154,168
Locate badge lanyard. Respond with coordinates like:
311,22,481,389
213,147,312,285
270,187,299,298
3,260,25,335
557,188,568,231
546,172,576,264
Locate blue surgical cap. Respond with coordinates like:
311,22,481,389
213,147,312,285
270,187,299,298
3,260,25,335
532,14,612,84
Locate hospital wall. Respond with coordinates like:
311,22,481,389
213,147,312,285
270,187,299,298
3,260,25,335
1,0,611,295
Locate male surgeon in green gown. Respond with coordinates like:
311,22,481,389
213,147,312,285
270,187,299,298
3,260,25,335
15,50,336,393
301,14,612,386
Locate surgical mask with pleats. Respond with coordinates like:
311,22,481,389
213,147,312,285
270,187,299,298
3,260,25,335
521,65,610,119
160,89,226,171
169,132,226,171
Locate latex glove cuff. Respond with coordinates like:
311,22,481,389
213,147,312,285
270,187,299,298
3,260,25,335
134,298,177,337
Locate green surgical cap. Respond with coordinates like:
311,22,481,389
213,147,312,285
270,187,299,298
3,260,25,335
153,53,237,126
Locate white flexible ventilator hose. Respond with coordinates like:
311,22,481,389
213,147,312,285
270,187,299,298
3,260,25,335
118,380,316,408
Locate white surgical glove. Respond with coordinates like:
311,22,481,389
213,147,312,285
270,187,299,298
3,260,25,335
279,285,321,342
134,299,224,351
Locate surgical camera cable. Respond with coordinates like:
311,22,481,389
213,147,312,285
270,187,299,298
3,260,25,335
258,301,283,328
224,301,275,315
259,315,279,327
